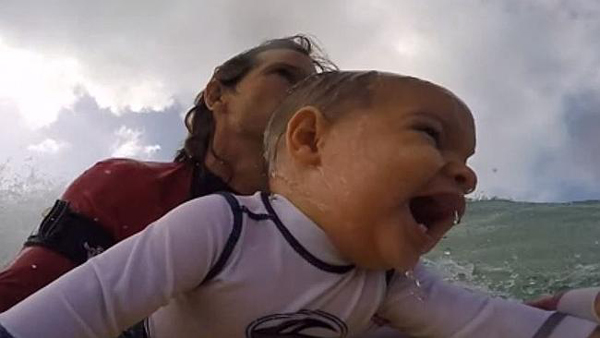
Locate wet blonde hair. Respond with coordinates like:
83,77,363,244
263,70,381,174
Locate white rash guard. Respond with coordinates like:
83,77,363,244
0,192,597,338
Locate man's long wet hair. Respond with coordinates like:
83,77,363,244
174,35,337,166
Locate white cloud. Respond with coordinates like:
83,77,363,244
338,1,600,201
81,72,175,115
143,145,162,156
0,0,598,201
0,37,176,130
111,126,161,159
0,39,82,129
27,139,69,154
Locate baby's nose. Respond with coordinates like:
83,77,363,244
446,162,478,194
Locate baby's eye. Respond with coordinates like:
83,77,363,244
415,125,442,146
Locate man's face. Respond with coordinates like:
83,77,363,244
222,49,317,144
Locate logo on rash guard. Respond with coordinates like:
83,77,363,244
83,241,105,260
246,309,348,338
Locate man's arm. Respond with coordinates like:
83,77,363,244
0,159,150,311
0,247,75,311
0,194,232,338
0,198,116,312
378,263,598,338
529,288,600,323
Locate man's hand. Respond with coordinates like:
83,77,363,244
595,292,600,320
588,326,600,338
526,292,565,311
529,289,600,323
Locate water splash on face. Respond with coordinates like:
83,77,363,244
316,166,336,191
269,169,332,212
404,269,426,302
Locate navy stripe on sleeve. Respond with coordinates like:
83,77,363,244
532,312,566,338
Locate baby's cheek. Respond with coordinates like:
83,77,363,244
375,222,415,269
398,151,442,178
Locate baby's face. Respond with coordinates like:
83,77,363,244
315,76,477,271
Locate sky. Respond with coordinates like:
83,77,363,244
0,0,599,202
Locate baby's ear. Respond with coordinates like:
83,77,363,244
285,106,328,167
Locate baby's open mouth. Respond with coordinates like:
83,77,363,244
408,193,466,243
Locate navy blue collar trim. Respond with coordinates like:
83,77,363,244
0,324,14,338
200,192,244,284
260,192,355,274
239,205,273,221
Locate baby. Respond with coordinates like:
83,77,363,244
0,71,598,338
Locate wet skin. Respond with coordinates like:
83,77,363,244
206,49,317,194
272,74,478,272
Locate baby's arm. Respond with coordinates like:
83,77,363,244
554,288,600,323
378,263,599,338
0,195,233,338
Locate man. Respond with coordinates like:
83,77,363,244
0,35,335,311
1,35,411,338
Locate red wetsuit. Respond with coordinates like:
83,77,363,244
0,158,231,311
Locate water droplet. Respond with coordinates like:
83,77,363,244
93,218,99,222
104,170,112,175
404,269,426,302
443,249,451,256
31,264,37,269
453,210,461,225
41,207,51,218
122,225,129,230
